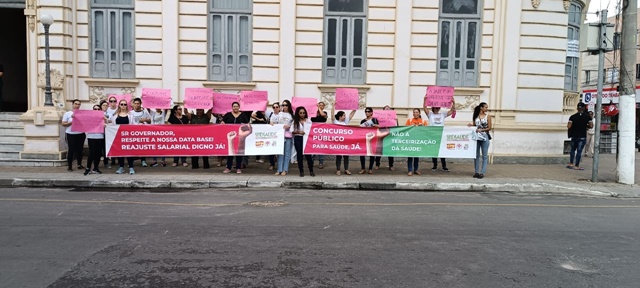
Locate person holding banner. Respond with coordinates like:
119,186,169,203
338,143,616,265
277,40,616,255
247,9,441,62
375,105,396,171
130,98,152,167
167,105,190,167
265,102,281,171
292,106,315,177
222,102,252,173
61,99,86,172
189,108,213,169
100,100,112,169
359,107,380,174
106,95,118,118
405,108,428,176
273,100,294,176
333,109,357,175
468,102,491,179
84,104,105,175
425,100,456,172
311,101,328,169
108,99,136,175
149,108,168,167
251,110,269,165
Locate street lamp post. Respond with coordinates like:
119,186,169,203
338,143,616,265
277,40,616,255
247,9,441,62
40,14,54,107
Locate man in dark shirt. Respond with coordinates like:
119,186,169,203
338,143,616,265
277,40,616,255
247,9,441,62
567,102,593,170
0,64,4,111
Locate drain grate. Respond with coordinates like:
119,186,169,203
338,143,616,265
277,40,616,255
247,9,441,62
245,201,288,207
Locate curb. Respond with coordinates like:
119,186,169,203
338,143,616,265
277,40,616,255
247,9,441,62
0,178,623,197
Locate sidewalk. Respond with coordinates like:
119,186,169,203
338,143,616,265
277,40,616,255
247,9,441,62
0,154,638,198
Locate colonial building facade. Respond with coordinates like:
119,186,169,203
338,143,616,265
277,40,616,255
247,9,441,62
0,0,589,164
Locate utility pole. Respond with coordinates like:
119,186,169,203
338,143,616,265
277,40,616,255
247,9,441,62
618,0,637,185
592,9,608,183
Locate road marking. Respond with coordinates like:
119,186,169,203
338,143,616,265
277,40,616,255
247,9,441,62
0,198,639,209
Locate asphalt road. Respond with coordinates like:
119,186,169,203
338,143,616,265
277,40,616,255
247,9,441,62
0,188,639,288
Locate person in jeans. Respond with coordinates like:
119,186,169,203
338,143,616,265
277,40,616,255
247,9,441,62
149,108,168,167
468,102,491,179
266,102,281,171
108,99,136,175
129,98,151,167
567,102,593,171
405,108,427,176
273,100,293,176
61,99,86,172
84,104,105,175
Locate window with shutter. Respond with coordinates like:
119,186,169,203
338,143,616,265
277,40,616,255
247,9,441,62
209,0,253,82
323,0,367,85
90,0,135,79
564,1,582,91
437,0,481,87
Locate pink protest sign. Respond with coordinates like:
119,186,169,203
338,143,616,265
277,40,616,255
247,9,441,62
425,86,454,108
212,93,239,114
240,90,268,111
184,88,214,109
141,88,172,109
110,94,132,106
374,110,398,128
71,110,105,133
334,88,359,110
292,97,318,118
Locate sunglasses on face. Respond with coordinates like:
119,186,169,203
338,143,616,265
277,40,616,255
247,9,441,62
365,110,372,113
282,104,289,107
120,103,128,106
299,112,306,114
273,106,279,109
109,100,117,103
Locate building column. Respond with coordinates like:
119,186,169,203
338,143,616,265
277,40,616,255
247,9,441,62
279,0,296,101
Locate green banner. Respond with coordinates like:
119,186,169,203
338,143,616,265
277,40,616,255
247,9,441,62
383,126,444,157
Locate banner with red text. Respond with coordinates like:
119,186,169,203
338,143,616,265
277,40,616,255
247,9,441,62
304,123,477,158
106,124,285,157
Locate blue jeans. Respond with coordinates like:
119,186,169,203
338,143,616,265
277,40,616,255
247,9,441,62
570,137,587,167
278,138,293,173
475,140,490,174
407,157,419,172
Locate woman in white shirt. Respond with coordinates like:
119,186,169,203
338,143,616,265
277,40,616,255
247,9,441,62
273,100,293,176
424,100,456,172
61,99,86,172
333,109,356,175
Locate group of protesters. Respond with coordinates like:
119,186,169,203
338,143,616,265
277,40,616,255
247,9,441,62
61,96,492,178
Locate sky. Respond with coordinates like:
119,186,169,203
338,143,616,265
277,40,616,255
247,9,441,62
586,0,640,22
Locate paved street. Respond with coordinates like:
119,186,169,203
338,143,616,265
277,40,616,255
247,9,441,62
0,188,639,287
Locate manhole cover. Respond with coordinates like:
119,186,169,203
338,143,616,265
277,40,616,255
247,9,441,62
245,201,288,207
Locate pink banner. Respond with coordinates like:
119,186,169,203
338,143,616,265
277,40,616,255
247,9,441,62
292,97,318,118
213,93,240,114
304,124,382,156
184,88,214,109
240,90,268,111
334,88,359,110
71,110,105,133
425,86,454,108
374,110,398,127
141,88,172,109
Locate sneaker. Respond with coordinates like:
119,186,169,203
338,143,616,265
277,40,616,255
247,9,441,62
223,168,231,173
93,169,102,174
115,167,125,174
183,163,189,167
256,159,264,163
83,169,91,176
129,168,135,175
432,166,437,171
141,161,148,167
236,169,242,174
67,167,73,172
443,167,449,172
161,161,167,167
151,161,158,167
172,163,178,167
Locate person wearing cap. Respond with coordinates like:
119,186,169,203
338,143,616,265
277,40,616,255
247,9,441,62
566,102,593,170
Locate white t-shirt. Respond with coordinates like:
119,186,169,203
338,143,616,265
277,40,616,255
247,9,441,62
62,111,83,135
428,111,448,127
150,110,166,124
130,109,151,124
333,116,350,126
106,107,117,118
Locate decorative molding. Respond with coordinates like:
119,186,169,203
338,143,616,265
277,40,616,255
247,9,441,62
455,95,481,111
531,0,540,9
563,91,579,114
84,78,140,88
202,81,256,91
37,69,65,89
88,86,106,103
563,0,570,11
121,87,136,95
317,84,371,93
25,0,36,33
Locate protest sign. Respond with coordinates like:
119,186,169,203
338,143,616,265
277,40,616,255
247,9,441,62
373,110,397,127
240,90,268,111
334,88,359,110
212,93,240,114
70,110,105,133
141,88,172,109
292,97,318,118
425,86,454,108
184,88,214,110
